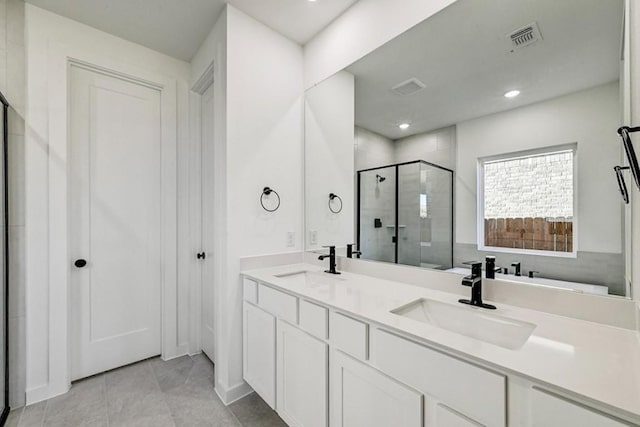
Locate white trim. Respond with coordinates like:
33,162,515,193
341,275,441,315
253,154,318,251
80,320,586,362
477,143,578,258
192,61,215,95
27,41,181,403
215,380,254,406
187,62,215,356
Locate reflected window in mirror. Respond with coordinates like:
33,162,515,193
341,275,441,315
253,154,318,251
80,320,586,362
479,146,576,256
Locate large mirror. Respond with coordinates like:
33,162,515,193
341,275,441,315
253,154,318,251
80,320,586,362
304,0,631,298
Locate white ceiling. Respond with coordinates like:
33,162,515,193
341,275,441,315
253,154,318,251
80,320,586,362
25,0,359,61
230,0,358,44
347,0,624,140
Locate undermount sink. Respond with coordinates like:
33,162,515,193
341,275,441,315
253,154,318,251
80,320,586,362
274,270,345,287
391,298,536,350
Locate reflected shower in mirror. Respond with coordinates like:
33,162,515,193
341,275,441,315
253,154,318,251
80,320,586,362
304,0,629,297
357,161,453,270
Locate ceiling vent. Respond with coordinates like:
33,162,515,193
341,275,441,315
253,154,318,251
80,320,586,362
392,78,426,96
507,22,542,50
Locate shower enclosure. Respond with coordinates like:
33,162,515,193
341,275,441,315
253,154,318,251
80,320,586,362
357,160,453,269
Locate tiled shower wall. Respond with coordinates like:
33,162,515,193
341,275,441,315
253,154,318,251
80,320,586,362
0,0,26,409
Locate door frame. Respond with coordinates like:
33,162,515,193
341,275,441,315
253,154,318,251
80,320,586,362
34,42,179,402
189,63,215,359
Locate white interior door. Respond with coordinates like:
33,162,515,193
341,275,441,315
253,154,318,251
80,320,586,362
201,83,216,361
69,64,162,381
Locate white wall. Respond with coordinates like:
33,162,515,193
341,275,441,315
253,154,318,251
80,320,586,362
354,126,394,171
1,0,27,407
456,82,621,254
190,4,304,403
25,5,191,403
305,71,354,250
303,0,456,89
189,5,229,392
394,126,456,170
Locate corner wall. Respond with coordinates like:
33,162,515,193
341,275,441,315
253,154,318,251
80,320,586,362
190,4,304,403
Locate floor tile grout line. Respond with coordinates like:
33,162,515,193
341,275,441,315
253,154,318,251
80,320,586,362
39,395,49,427
14,405,24,427
102,374,109,427
227,405,244,427
147,358,177,426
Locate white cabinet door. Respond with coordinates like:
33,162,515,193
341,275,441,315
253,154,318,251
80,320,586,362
330,350,422,427
435,404,482,427
243,302,276,408
531,388,630,427
276,320,328,427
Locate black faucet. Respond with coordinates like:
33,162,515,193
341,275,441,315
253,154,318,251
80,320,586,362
485,256,502,279
528,270,539,278
346,243,362,259
318,246,340,274
511,262,521,277
459,262,496,310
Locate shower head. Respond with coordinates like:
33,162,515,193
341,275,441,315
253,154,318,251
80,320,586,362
376,174,386,183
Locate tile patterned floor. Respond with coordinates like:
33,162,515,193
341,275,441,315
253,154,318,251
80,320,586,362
5,355,287,427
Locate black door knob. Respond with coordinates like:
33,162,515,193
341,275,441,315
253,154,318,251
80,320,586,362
74,259,87,268
197,252,206,260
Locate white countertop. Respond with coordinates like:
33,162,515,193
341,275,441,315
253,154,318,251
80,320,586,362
241,263,640,420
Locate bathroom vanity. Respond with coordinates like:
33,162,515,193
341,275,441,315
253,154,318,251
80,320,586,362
241,264,640,427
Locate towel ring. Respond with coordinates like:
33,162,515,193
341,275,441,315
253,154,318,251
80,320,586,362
261,187,280,212
614,166,630,204
617,126,640,191
328,193,343,214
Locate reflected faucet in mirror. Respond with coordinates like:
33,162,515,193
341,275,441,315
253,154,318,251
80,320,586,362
346,243,361,259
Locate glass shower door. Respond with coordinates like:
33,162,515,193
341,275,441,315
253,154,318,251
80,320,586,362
397,163,421,266
357,166,396,263
0,94,8,422
419,162,453,269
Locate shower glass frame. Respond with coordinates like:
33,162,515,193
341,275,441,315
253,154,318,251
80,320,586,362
356,160,454,269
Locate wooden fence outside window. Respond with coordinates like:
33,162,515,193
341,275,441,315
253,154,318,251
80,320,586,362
484,217,573,252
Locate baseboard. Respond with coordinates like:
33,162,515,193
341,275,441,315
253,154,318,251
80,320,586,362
162,343,189,361
215,380,253,406
25,381,69,405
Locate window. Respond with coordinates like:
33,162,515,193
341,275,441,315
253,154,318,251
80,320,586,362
479,146,575,255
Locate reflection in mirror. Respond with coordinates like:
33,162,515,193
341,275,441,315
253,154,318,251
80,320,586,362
304,0,628,297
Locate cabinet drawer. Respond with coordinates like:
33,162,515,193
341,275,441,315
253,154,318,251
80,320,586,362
371,328,506,427
243,278,258,303
330,312,368,360
531,388,629,427
258,284,298,324
299,300,328,340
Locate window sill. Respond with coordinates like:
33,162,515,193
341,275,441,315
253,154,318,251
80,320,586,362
478,245,577,258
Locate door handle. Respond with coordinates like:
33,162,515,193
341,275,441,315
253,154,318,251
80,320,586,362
74,259,87,268
197,252,206,260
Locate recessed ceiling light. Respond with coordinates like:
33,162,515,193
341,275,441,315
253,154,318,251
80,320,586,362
399,123,410,130
504,90,520,98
